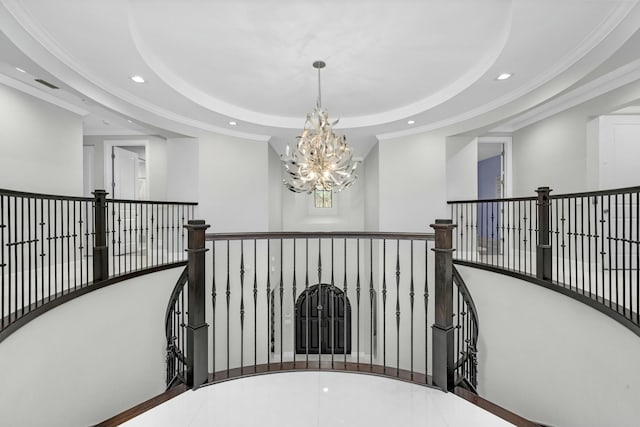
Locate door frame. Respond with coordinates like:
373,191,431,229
477,136,512,198
103,139,149,200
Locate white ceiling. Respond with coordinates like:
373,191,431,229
1,0,640,156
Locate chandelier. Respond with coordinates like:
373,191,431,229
281,60,358,193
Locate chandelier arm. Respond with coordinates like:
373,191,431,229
281,60,357,194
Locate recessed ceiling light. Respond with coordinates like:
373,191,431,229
407,120,415,125
229,121,237,126
15,67,26,73
130,75,145,83
496,73,512,81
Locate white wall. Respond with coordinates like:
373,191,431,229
512,79,640,196
0,83,83,195
146,137,168,200
456,265,640,427
512,107,588,196
268,144,283,231
445,136,478,201
0,267,183,427
378,132,449,232
198,132,269,232
167,137,199,202
364,143,380,231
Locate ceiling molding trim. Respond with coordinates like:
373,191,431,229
0,0,271,143
0,73,88,116
491,58,640,133
127,2,513,130
82,127,147,136
377,2,640,141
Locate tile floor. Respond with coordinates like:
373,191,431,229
121,371,515,427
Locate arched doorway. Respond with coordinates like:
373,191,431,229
295,284,351,354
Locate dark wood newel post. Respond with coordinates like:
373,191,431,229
185,220,210,389
536,187,552,281
92,189,109,283
431,219,456,392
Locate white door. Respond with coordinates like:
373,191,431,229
111,146,138,199
597,116,640,285
110,146,139,255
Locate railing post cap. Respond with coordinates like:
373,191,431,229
92,189,109,196
535,186,552,193
185,220,210,231
430,219,456,230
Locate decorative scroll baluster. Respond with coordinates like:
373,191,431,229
317,238,322,364
581,196,586,294
240,240,245,374
529,200,533,273
27,198,32,306
343,238,348,367
253,239,258,369
305,238,309,368
1,196,5,325
424,240,429,384
211,241,216,379
382,239,387,371
266,240,271,369
614,194,619,311
573,197,578,291
561,200,567,285
330,239,335,368
292,239,297,366
279,238,284,369
52,198,56,298
363,238,367,368
410,240,414,380
607,194,612,308
226,240,230,375
395,239,400,377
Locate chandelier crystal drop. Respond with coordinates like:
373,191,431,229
281,60,358,194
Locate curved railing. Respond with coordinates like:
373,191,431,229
165,222,480,393
0,187,197,342
453,266,479,391
448,185,640,336
165,266,189,389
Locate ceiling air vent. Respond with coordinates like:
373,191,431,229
34,78,59,89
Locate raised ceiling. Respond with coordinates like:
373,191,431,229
1,0,640,155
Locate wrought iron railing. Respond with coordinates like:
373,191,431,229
0,188,197,339
165,266,189,388
166,221,478,393
453,266,478,391
448,186,640,332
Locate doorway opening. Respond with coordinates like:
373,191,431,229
104,141,147,200
295,284,351,354
477,137,512,256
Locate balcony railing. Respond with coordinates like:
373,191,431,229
166,221,479,393
448,186,640,334
0,188,197,341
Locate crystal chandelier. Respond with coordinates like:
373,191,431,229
281,61,358,193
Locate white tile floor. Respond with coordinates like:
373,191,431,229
121,372,515,427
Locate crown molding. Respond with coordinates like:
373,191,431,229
491,58,640,133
